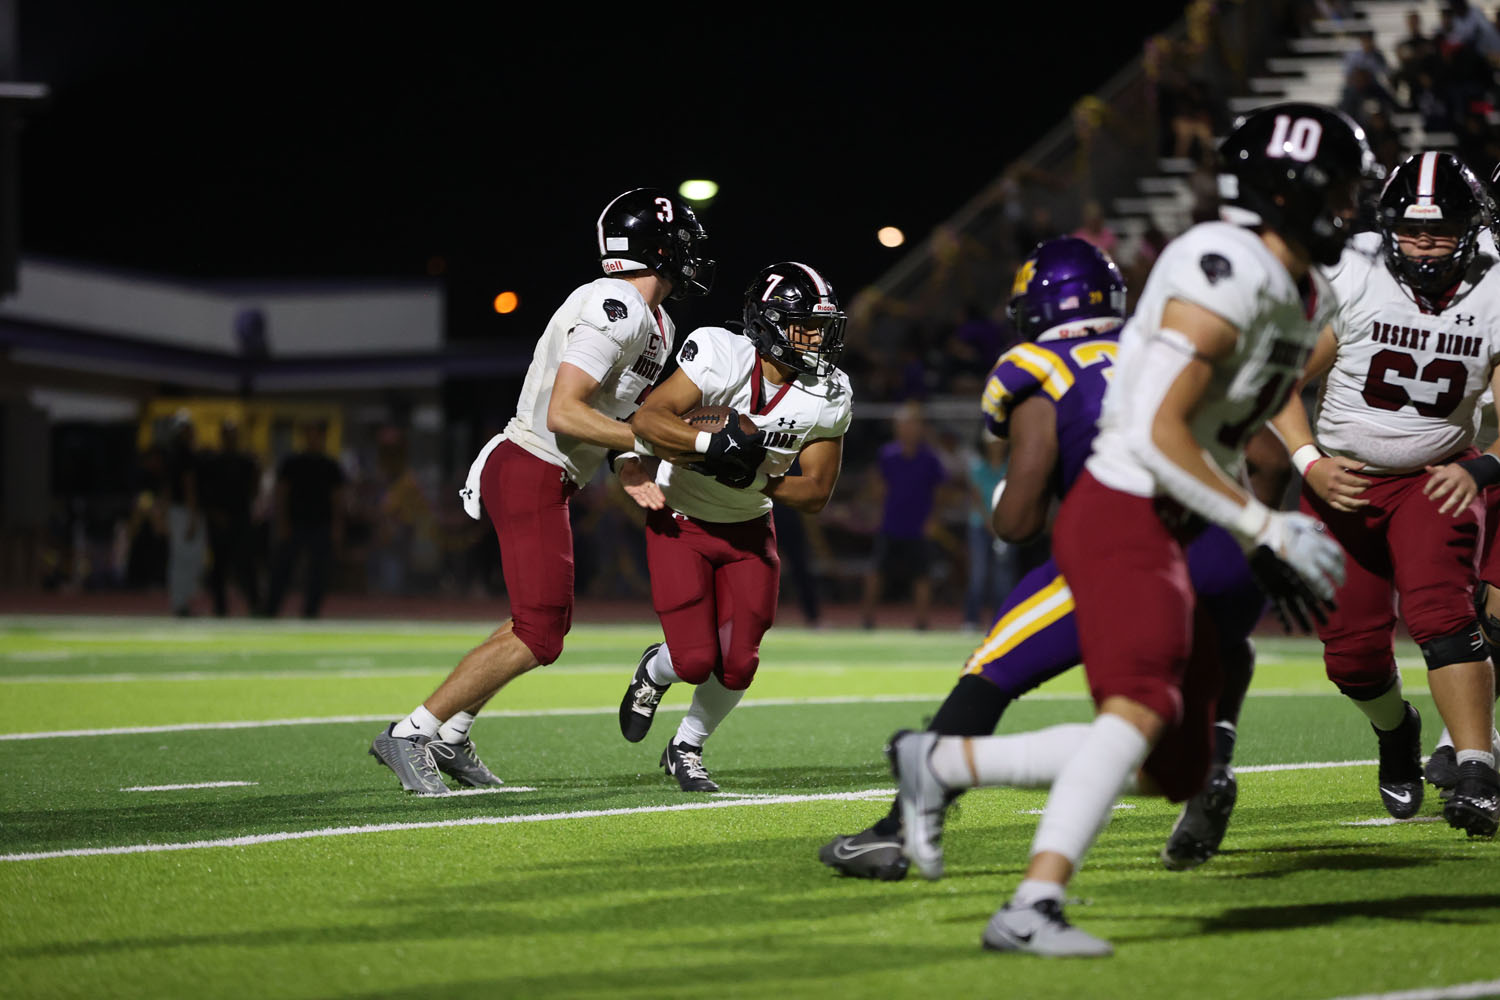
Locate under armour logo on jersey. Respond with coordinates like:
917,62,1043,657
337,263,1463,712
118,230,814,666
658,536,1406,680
680,339,699,362
1200,253,1233,284
1454,314,1476,326
776,417,796,429
603,299,629,322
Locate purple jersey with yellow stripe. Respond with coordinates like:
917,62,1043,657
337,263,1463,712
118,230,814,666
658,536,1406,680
967,329,1264,697
981,331,1119,496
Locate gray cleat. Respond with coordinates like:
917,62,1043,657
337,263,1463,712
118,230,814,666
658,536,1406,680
886,729,949,880
982,899,1114,958
369,724,450,795
431,737,504,787
818,827,909,881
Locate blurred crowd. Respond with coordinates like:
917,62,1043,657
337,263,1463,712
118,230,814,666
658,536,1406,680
35,1,1500,627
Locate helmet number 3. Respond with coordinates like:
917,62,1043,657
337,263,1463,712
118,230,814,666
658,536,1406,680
761,273,785,301
1265,115,1323,162
654,197,674,223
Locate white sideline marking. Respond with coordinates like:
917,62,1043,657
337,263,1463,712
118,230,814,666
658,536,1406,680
1020,803,1135,816
0,692,1371,742
0,788,896,862
1342,816,1445,828
1323,979,1500,1000
446,786,536,796
120,781,259,792
1238,759,1376,773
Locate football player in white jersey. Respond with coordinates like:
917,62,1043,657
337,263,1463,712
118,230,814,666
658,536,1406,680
888,103,1375,956
368,187,723,795
613,261,853,791
1270,151,1500,835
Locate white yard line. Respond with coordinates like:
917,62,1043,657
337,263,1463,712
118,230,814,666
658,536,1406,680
120,781,259,792
0,696,1385,743
0,788,896,862
1341,816,1446,828
1238,760,1376,773
1322,979,1500,1000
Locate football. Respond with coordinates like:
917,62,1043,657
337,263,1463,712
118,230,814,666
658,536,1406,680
680,405,759,437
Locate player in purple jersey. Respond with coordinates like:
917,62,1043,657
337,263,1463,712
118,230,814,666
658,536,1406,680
818,237,1266,879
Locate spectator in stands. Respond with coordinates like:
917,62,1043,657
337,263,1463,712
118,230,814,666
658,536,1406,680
1343,30,1392,86
1070,200,1119,257
859,402,949,631
1446,0,1500,61
200,418,260,616
262,418,346,619
774,501,822,628
163,411,206,617
1014,204,1057,258
1338,66,1397,124
1361,101,1405,171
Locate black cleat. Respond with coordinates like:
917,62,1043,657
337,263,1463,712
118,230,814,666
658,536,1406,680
1374,702,1424,819
1426,745,1459,792
661,741,718,792
619,643,669,743
819,827,910,881
1161,764,1237,871
1444,759,1500,837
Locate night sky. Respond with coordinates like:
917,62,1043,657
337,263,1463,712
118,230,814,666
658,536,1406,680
15,3,1190,345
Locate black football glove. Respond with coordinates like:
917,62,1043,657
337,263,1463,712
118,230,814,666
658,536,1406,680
1247,544,1337,634
703,411,766,475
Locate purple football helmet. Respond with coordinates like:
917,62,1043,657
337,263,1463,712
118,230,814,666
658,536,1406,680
1007,236,1127,341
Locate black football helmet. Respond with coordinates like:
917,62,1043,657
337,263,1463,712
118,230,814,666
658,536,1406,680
1377,151,1487,296
742,262,846,378
596,188,715,298
1217,102,1383,266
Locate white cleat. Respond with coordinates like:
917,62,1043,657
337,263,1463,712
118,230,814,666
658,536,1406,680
886,729,949,880
982,899,1113,958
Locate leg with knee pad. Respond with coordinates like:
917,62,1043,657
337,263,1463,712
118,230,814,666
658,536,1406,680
1324,635,1399,701
1421,621,1487,670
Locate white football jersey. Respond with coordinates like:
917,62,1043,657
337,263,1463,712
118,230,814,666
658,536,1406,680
658,326,853,523
1088,221,1338,497
1316,231,1500,473
466,278,672,502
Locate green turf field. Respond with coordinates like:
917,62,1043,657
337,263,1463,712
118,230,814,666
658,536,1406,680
2,616,1497,1000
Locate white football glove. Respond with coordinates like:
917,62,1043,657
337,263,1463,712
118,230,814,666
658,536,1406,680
1245,510,1345,633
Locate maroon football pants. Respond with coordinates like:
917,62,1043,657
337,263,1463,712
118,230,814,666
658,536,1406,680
1300,460,1483,696
646,507,779,691
480,439,579,665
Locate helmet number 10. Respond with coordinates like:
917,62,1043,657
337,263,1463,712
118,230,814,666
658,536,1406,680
1265,115,1323,162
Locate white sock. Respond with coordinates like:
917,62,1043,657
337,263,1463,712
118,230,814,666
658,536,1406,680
1030,713,1150,869
392,705,441,739
1436,726,1453,750
437,711,476,744
928,724,1091,789
1011,878,1065,909
1351,682,1407,731
647,643,679,687
1457,749,1497,770
675,674,744,748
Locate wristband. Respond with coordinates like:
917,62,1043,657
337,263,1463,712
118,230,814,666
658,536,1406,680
633,434,656,457
610,451,640,475
1459,453,1500,489
694,431,711,454
1232,498,1272,542
1292,444,1323,478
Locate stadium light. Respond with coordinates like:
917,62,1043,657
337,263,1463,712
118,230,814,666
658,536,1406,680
493,291,519,314
877,226,905,248
678,179,718,203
